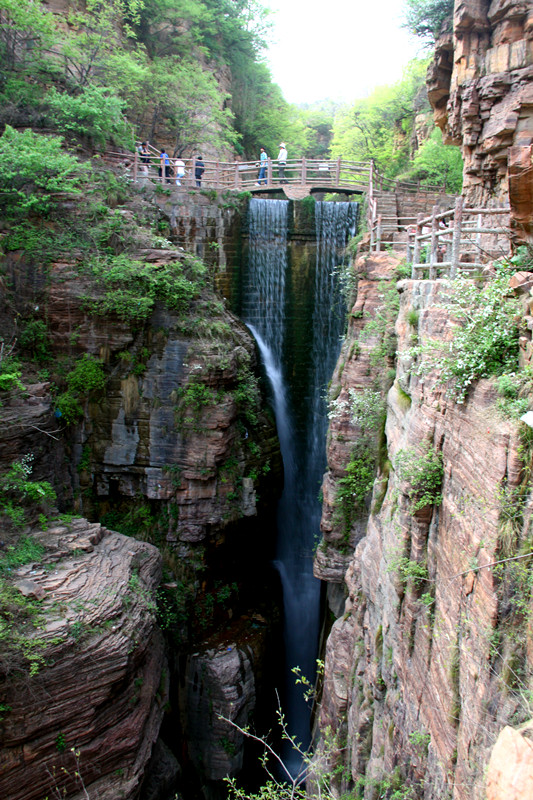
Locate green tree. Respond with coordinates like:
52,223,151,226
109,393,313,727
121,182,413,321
403,0,454,43
143,56,238,155
58,0,144,88
0,126,87,218
0,0,57,72
43,85,133,148
331,60,430,177
408,127,463,192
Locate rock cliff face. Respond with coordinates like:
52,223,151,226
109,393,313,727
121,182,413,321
315,251,533,799
427,0,533,239
1,187,281,798
0,518,166,800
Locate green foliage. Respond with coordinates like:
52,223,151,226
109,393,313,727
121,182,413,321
234,361,261,426
18,319,50,362
407,128,463,193
406,309,419,327
403,0,454,42
54,355,106,425
43,85,133,148
330,388,387,545
335,443,377,545
0,576,50,676
0,354,25,393
331,59,431,178
143,56,238,156
395,443,443,513
496,369,532,419
0,536,45,572
66,355,106,395
0,126,86,218
55,392,83,425
394,556,429,589
100,504,155,540
176,381,217,427
88,254,203,323
409,266,522,403
0,0,57,73
0,454,56,529
361,280,400,367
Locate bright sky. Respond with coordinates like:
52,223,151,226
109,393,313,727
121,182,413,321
264,0,424,105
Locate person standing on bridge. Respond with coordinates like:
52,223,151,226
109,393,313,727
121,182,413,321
174,157,185,186
195,155,205,187
159,149,171,184
139,141,150,176
277,142,287,184
256,147,268,185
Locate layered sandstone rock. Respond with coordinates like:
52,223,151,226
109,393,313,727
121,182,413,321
427,0,533,238
0,518,166,800
315,258,533,799
315,252,402,601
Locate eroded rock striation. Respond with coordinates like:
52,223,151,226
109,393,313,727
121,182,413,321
0,518,165,800
1,186,281,798
315,253,533,799
427,0,533,238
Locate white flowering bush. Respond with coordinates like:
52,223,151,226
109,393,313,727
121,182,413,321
329,387,385,432
408,265,522,403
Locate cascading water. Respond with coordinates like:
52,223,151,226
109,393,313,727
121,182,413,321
242,197,358,770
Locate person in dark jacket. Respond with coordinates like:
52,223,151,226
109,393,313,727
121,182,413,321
195,156,205,187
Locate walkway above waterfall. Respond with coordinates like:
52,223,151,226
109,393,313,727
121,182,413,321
124,151,448,198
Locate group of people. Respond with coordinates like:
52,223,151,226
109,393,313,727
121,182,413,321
138,142,205,187
137,140,291,188
256,142,287,185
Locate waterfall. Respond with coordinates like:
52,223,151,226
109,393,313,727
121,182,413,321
242,197,358,772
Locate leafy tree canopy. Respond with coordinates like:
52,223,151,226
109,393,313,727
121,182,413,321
330,59,431,177
403,0,454,43
0,125,87,217
407,127,463,192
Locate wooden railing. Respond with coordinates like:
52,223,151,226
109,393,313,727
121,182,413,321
409,198,511,278
107,148,393,193
367,159,450,251
107,148,451,204
110,150,374,192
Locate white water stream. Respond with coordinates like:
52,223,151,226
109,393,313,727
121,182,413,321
242,197,358,770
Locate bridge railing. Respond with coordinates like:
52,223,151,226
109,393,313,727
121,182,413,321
108,150,374,192
409,198,511,278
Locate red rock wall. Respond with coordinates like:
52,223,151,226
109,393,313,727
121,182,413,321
427,0,533,239
0,520,166,800
315,254,533,799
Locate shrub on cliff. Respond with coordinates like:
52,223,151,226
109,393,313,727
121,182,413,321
42,85,133,149
55,355,106,425
395,443,443,512
0,454,56,529
87,254,205,323
407,265,522,403
0,126,87,219
330,389,387,545
405,128,463,193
